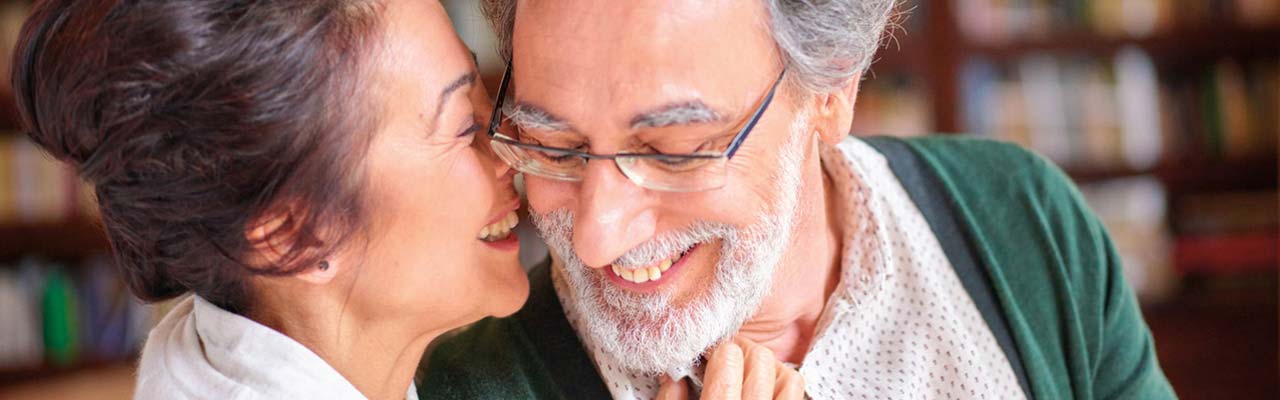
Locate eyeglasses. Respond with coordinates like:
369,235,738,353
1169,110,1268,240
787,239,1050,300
486,64,786,192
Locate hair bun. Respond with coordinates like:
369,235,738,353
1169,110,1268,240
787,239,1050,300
11,1,101,175
22,125,94,168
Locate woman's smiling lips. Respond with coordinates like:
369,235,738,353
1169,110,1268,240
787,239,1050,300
479,200,522,251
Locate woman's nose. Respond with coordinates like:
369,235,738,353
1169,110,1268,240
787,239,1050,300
473,130,513,180
467,75,510,180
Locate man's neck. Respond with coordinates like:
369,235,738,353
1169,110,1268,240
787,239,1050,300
737,147,845,365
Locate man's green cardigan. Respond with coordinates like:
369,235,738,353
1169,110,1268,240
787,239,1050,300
417,137,1177,399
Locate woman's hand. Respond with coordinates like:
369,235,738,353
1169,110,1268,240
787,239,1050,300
657,337,805,400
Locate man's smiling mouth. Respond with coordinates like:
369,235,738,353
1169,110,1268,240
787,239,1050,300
608,244,698,284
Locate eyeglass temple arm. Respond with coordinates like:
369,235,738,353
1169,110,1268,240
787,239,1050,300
724,69,786,159
488,63,514,135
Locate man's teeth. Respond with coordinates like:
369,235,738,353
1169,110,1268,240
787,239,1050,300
478,211,519,242
610,258,675,284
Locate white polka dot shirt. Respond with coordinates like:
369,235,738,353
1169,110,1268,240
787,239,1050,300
557,138,1026,399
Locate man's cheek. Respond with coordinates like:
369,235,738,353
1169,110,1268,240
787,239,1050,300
679,191,765,227
524,177,576,215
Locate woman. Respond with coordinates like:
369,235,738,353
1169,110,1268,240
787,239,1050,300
13,0,799,398
15,0,523,398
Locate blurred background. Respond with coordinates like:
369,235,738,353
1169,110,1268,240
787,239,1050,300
0,0,1276,399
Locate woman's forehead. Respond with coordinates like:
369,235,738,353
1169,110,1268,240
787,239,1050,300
373,0,475,122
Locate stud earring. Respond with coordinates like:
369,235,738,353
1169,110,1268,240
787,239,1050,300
319,260,330,271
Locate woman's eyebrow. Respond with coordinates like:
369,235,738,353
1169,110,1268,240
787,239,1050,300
432,71,478,120
421,71,478,135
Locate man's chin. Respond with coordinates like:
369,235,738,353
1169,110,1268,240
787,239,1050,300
587,307,715,375
596,276,676,319
580,283,730,373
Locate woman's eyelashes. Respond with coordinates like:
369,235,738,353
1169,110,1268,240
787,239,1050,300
457,120,483,138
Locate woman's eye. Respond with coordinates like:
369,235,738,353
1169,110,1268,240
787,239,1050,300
458,120,483,138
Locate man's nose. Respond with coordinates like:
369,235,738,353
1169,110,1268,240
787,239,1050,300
572,159,656,268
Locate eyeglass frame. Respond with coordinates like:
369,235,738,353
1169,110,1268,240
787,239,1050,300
485,63,787,190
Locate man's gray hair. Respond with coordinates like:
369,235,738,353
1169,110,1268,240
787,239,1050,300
479,0,898,94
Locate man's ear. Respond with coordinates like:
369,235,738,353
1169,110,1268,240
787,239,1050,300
245,206,340,285
810,73,861,146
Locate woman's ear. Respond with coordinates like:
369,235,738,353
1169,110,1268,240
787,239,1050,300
810,74,861,145
244,206,340,286
245,209,293,265
294,259,340,285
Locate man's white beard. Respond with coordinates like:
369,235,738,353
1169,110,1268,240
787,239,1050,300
529,110,811,375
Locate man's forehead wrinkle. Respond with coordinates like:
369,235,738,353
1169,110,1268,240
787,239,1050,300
515,2,732,131
508,56,597,131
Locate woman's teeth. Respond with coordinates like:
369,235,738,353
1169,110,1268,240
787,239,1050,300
479,211,519,242
610,257,674,284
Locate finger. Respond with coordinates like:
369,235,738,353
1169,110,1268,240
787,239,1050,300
775,367,805,400
656,376,690,400
741,341,777,400
702,342,745,400
732,336,757,351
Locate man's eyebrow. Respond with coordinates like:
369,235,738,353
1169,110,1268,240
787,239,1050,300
630,100,725,130
505,101,574,132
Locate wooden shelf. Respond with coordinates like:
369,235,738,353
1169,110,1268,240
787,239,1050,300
0,219,109,260
0,357,135,385
1174,230,1278,275
964,25,1280,62
1064,154,1278,193
0,90,19,131
1142,270,1278,399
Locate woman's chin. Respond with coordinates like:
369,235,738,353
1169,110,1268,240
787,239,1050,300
485,261,531,318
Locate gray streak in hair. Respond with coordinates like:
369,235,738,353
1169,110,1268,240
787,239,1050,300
504,102,572,132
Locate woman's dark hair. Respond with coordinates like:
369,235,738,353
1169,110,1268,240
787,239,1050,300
11,0,385,314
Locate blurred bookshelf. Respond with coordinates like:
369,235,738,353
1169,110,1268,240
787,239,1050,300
861,1,1278,397
863,0,1278,282
0,0,1276,397
0,0,150,390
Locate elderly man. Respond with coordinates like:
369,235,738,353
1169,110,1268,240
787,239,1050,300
420,0,1175,398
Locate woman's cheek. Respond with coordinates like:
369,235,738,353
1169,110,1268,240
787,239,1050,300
441,149,495,229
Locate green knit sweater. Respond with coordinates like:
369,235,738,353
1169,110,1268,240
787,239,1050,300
417,137,1176,399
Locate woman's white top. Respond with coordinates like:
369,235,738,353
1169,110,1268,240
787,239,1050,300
135,295,417,400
